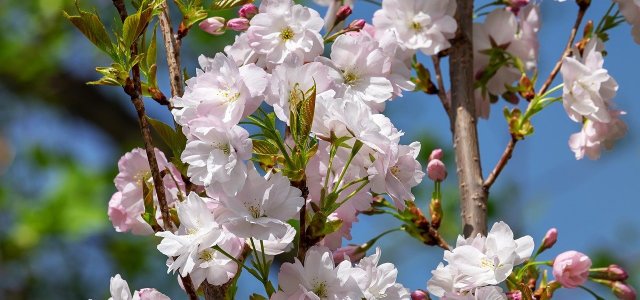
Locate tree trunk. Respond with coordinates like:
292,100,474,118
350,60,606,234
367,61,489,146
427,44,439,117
449,0,488,237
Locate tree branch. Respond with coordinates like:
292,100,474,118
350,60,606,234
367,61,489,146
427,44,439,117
483,3,588,191
158,0,184,98
111,2,197,300
449,0,487,237
431,55,451,116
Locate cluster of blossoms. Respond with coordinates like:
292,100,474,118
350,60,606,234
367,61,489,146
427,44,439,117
96,0,639,299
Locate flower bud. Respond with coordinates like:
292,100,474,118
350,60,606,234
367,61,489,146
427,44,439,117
552,250,592,288
612,281,637,300
541,228,558,251
238,3,258,19
335,5,353,25
429,198,442,229
410,289,430,300
428,148,444,161
427,159,447,182
506,0,529,15
332,245,366,264
590,264,629,281
348,19,366,31
226,17,250,31
199,17,225,35
506,291,522,300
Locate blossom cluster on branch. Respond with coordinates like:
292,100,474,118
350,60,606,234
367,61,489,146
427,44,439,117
64,0,640,299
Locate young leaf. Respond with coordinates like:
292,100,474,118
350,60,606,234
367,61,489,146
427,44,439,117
146,117,187,158
64,10,114,58
122,7,153,49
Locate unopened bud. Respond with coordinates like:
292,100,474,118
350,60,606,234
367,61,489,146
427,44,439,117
335,5,353,25
199,17,225,35
332,245,366,264
576,0,591,10
583,20,594,37
506,0,529,15
541,228,558,251
428,148,444,161
238,3,258,19
427,159,447,182
348,19,366,31
518,75,535,101
612,281,637,300
226,18,250,31
506,291,522,300
590,264,629,281
411,290,430,300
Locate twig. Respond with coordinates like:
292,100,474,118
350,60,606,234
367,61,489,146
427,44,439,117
431,55,451,116
111,2,197,300
482,4,588,191
483,136,517,190
294,179,309,262
158,0,184,98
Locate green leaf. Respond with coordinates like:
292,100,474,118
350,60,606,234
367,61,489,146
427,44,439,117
211,0,249,10
143,23,158,76
249,294,268,300
122,7,153,48
64,10,114,58
299,83,316,145
252,140,280,156
146,117,187,158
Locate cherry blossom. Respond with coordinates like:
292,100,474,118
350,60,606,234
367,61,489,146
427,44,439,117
552,250,592,288
247,0,324,64
272,245,363,299
615,0,640,44
318,32,394,111
351,248,411,299
156,193,225,280
171,54,268,131
216,164,303,240
181,123,252,196
561,38,618,123
368,142,424,210
108,274,170,300
109,148,183,235
568,110,627,160
372,0,457,55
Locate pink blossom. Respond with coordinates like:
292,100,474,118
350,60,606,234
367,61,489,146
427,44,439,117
614,0,640,44
411,290,429,300
552,250,592,288
541,228,558,250
199,17,225,35
612,281,637,300
429,149,444,161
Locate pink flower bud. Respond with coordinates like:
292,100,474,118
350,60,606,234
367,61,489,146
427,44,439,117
226,18,250,31
612,281,637,300
506,291,522,300
541,228,558,250
238,3,258,19
591,264,629,281
428,148,444,161
348,19,366,31
410,289,430,300
506,0,530,15
335,5,352,24
427,159,447,182
332,245,366,264
199,17,225,35
552,250,592,288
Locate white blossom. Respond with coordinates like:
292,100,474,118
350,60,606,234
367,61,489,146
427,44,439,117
561,38,618,123
372,0,457,55
248,0,324,64
351,248,411,300
181,124,252,197
217,164,303,240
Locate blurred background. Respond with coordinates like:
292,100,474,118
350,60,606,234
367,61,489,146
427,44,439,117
0,0,638,299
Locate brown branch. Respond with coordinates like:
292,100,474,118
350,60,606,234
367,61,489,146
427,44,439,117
482,4,589,192
483,136,517,190
158,0,184,98
449,0,487,237
111,2,197,300
431,55,451,116
293,178,309,262
538,4,587,96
